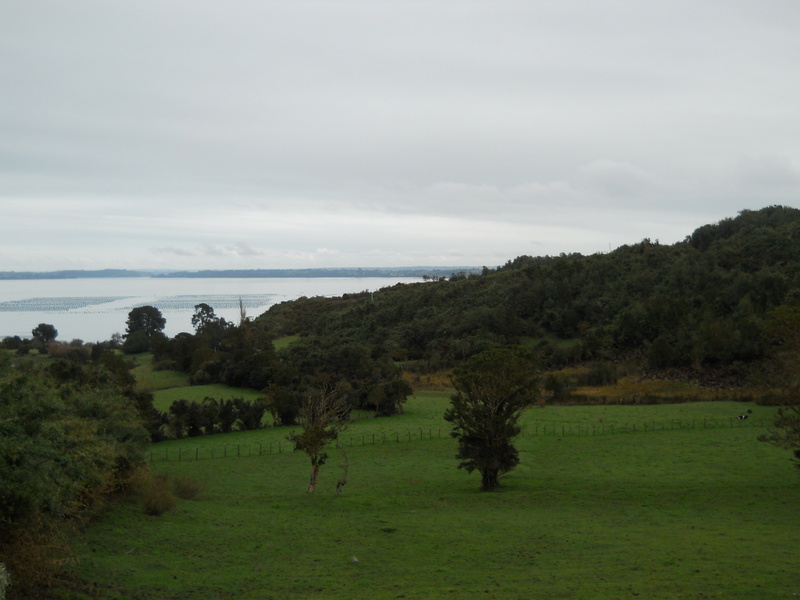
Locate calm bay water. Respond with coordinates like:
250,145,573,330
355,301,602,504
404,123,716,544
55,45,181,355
0,277,420,342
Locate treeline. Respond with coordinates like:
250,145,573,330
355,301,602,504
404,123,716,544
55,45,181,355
148,305,412,427
253,206,800,382
161,397,267,440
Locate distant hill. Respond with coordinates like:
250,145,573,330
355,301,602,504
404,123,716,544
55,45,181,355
155,267,479,279
0,269,148,280
254,205,800,380
0,267,479,280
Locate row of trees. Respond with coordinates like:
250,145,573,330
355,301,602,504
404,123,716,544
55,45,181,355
162,397,268,440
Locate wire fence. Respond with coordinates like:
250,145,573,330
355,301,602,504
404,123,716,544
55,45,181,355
521,416,766,438
149,416,767,463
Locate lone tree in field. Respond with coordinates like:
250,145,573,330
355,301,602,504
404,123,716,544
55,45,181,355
31,323,58,347
288,385,349,493
444,346,540,491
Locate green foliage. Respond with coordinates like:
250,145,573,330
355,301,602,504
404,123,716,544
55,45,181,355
137,472,177,516
31,323,57,347
122,329,151,354
172,476,204,500
758,305,800,465
444,347,541,490
125,305,166,339
0,358,150,590
543,371,576,401
250,206,800,379
287,386,350,493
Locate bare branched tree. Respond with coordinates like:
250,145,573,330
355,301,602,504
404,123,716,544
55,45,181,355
287,385,349,493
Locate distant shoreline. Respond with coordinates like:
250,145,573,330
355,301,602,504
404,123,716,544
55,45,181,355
0,267,481,280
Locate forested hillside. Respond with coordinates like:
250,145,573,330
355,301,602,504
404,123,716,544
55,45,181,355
256,206,800,383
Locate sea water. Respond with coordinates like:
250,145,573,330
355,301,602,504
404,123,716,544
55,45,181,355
0,277,420,343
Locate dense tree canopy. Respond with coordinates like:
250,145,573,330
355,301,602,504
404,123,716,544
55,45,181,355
125,305,166,339
444,347,540,491
0,351,151,590
253,206,800,384
31,323,58,346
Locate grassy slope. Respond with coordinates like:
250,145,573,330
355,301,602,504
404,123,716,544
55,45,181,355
71,394,799,600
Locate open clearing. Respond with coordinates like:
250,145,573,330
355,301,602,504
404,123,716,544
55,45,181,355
72,394,799,599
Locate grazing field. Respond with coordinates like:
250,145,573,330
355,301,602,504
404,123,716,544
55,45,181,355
131,355,192,392
71,394,799,600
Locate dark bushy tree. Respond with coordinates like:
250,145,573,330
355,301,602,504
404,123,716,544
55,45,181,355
444,346,540,491
31,323,58,351
125,305,166,339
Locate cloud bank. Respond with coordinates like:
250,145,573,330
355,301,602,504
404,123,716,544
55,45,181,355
1,1,798,270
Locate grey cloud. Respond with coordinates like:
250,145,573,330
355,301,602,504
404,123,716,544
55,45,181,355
1,1,798,270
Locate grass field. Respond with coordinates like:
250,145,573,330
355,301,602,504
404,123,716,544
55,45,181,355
68,393,800,600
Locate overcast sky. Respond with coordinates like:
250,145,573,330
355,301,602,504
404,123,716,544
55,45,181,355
2,1,799,271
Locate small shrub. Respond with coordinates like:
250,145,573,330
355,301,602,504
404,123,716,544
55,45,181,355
134,470,177,516
577,362,619,386
0,518,73,596
173,477,204,500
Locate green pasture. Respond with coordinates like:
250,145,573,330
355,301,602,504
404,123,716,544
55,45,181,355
131,356,191,392
71,395,799,600
273,334,301,350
